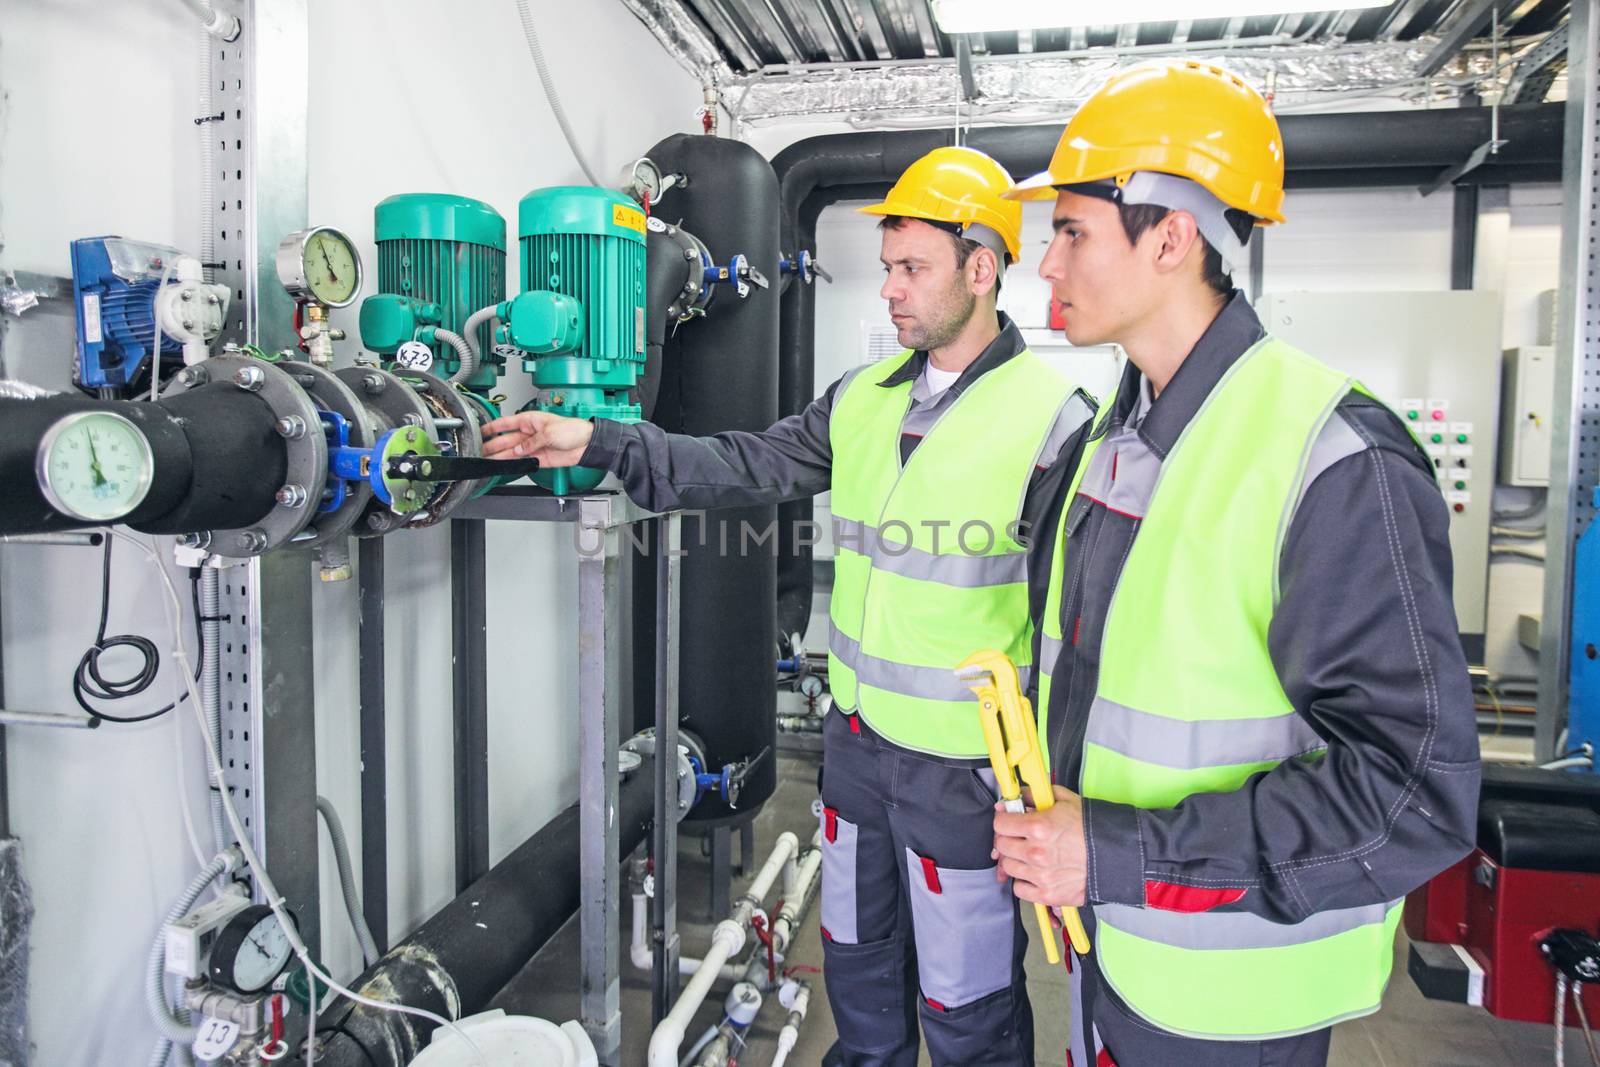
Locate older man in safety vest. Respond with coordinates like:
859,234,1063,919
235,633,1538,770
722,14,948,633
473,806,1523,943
991,64,1480,1067
485,147,1096,1065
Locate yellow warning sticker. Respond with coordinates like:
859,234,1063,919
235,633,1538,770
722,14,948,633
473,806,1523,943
613,204,646,234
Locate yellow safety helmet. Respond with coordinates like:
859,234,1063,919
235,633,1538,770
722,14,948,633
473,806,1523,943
859,146,1024,263
1007,61,1286,225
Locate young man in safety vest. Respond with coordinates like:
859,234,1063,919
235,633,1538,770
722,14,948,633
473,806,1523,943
483,147,1095,1065
990,64,1480,1067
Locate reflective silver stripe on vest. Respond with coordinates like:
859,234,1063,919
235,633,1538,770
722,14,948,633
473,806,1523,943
1086,695,1325,770
830,625,1031,703
1097,900,1397,951
1039,633,1064,676
832,516,1026,589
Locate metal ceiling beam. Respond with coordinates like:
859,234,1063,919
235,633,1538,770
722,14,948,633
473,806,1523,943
1419,0,1524,74
956,34,979,101
1503,21,1570,102
1379,0,1440,40
842,0,894,58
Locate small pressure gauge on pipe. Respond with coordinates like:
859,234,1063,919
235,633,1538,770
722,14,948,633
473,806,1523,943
208,904,296,994
35,410,155,523
276,226,363,309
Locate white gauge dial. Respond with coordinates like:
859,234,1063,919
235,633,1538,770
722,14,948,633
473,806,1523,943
275,226,363,308
211,905,295,994
36,411,154,523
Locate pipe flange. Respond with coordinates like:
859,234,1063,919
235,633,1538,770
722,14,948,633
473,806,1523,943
279,361,375,548
622,728,699,822
162,354,325,557
336,367,436,538
647,217,712,322
402,374,493,528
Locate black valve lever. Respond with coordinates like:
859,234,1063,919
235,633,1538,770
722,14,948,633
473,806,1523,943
386,453,541,482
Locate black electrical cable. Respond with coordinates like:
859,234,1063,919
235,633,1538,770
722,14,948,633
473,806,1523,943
71,538,203,724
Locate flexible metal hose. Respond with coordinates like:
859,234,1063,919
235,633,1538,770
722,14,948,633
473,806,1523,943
433,329,475,385
513,0,600,185
452,306,502,386
146,851,238,1061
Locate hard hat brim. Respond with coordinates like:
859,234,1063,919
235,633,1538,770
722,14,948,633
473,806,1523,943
1002,171,1062,201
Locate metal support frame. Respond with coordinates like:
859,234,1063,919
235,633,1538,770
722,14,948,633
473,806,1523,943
650,513,682,1024
451,520,490,891
1538,0,1600,760
709,826,733,920
452,488,679,1067
209,0,320,953
1451,183,1481,289
1419,0,1523,77
356,538,388,952
1504,21,1570,104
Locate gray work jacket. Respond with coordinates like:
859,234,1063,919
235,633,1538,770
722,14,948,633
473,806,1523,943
1045,291,1481,926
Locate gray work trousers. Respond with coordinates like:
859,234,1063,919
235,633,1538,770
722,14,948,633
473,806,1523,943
817,708,1034,1067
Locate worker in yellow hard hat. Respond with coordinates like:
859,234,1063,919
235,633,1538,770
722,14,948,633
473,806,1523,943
990,62,1479,1066
486,146,1097,1065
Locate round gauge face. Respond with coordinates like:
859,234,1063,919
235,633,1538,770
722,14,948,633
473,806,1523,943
36,411,155,523
302,228,361,307
213,905,294,993
628,158,662,202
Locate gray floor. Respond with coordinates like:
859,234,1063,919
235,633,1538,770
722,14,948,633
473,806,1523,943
498,753,1584,1066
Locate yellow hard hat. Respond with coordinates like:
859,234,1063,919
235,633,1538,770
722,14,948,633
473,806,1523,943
859,146,1024,263
1007,61,1286,225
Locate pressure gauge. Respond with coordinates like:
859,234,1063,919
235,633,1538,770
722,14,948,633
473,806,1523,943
276,226,363,308
35,411,155,523
798,673,825,701
208,904,295,994
621,158,664,205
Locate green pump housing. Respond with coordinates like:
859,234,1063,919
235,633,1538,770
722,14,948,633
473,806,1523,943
516,186,647,494
360,193,507,394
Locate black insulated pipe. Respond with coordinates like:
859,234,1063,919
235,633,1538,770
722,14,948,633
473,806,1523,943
0,385,285,536
645,133,781,825
317,755,657,1066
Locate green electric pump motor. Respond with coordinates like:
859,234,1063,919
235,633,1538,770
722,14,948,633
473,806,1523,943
516,186,648,494
359,193,507,394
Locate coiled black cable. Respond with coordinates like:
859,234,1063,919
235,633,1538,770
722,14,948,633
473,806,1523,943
72,538,203,724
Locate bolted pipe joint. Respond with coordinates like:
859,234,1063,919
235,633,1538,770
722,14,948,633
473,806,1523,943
233,365,265,392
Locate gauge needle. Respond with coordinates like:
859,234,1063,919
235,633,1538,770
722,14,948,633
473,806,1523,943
249,931,273,957
86,434,107,487
319,239,339,283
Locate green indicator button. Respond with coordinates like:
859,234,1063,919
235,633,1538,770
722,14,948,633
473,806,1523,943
1455,480,1467,490
1407,410,1419,420
1457,434,1469,444
1431,433,1443,444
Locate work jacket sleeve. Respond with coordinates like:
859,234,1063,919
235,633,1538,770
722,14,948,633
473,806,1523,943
1022,390,1098,702
1080,402,1481,924
577,373,846,513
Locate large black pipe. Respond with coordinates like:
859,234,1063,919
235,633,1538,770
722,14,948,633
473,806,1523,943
0,385,285,536
645,133,781,825
318,755,657,1066
769,103,1567,629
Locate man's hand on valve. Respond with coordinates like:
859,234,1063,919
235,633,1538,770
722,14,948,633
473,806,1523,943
992,785,1090,908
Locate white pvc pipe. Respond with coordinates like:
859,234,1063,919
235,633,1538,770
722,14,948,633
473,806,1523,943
648,832,799,1067
630,893,742,981
770,984,811,1067
741,833,822,988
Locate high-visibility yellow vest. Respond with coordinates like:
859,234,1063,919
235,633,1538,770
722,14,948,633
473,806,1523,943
828,348,1080,757
1039,337,1402,1039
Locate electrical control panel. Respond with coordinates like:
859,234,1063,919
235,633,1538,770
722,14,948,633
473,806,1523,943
1499,346,1554,487
1257,291,1502,647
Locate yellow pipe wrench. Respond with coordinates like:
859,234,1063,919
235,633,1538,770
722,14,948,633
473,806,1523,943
956,649,1092,959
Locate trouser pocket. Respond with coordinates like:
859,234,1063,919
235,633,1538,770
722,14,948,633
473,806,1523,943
820,805,861,944
822,933,917,1056
921,986,1034,1067
905,847,1015,1010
